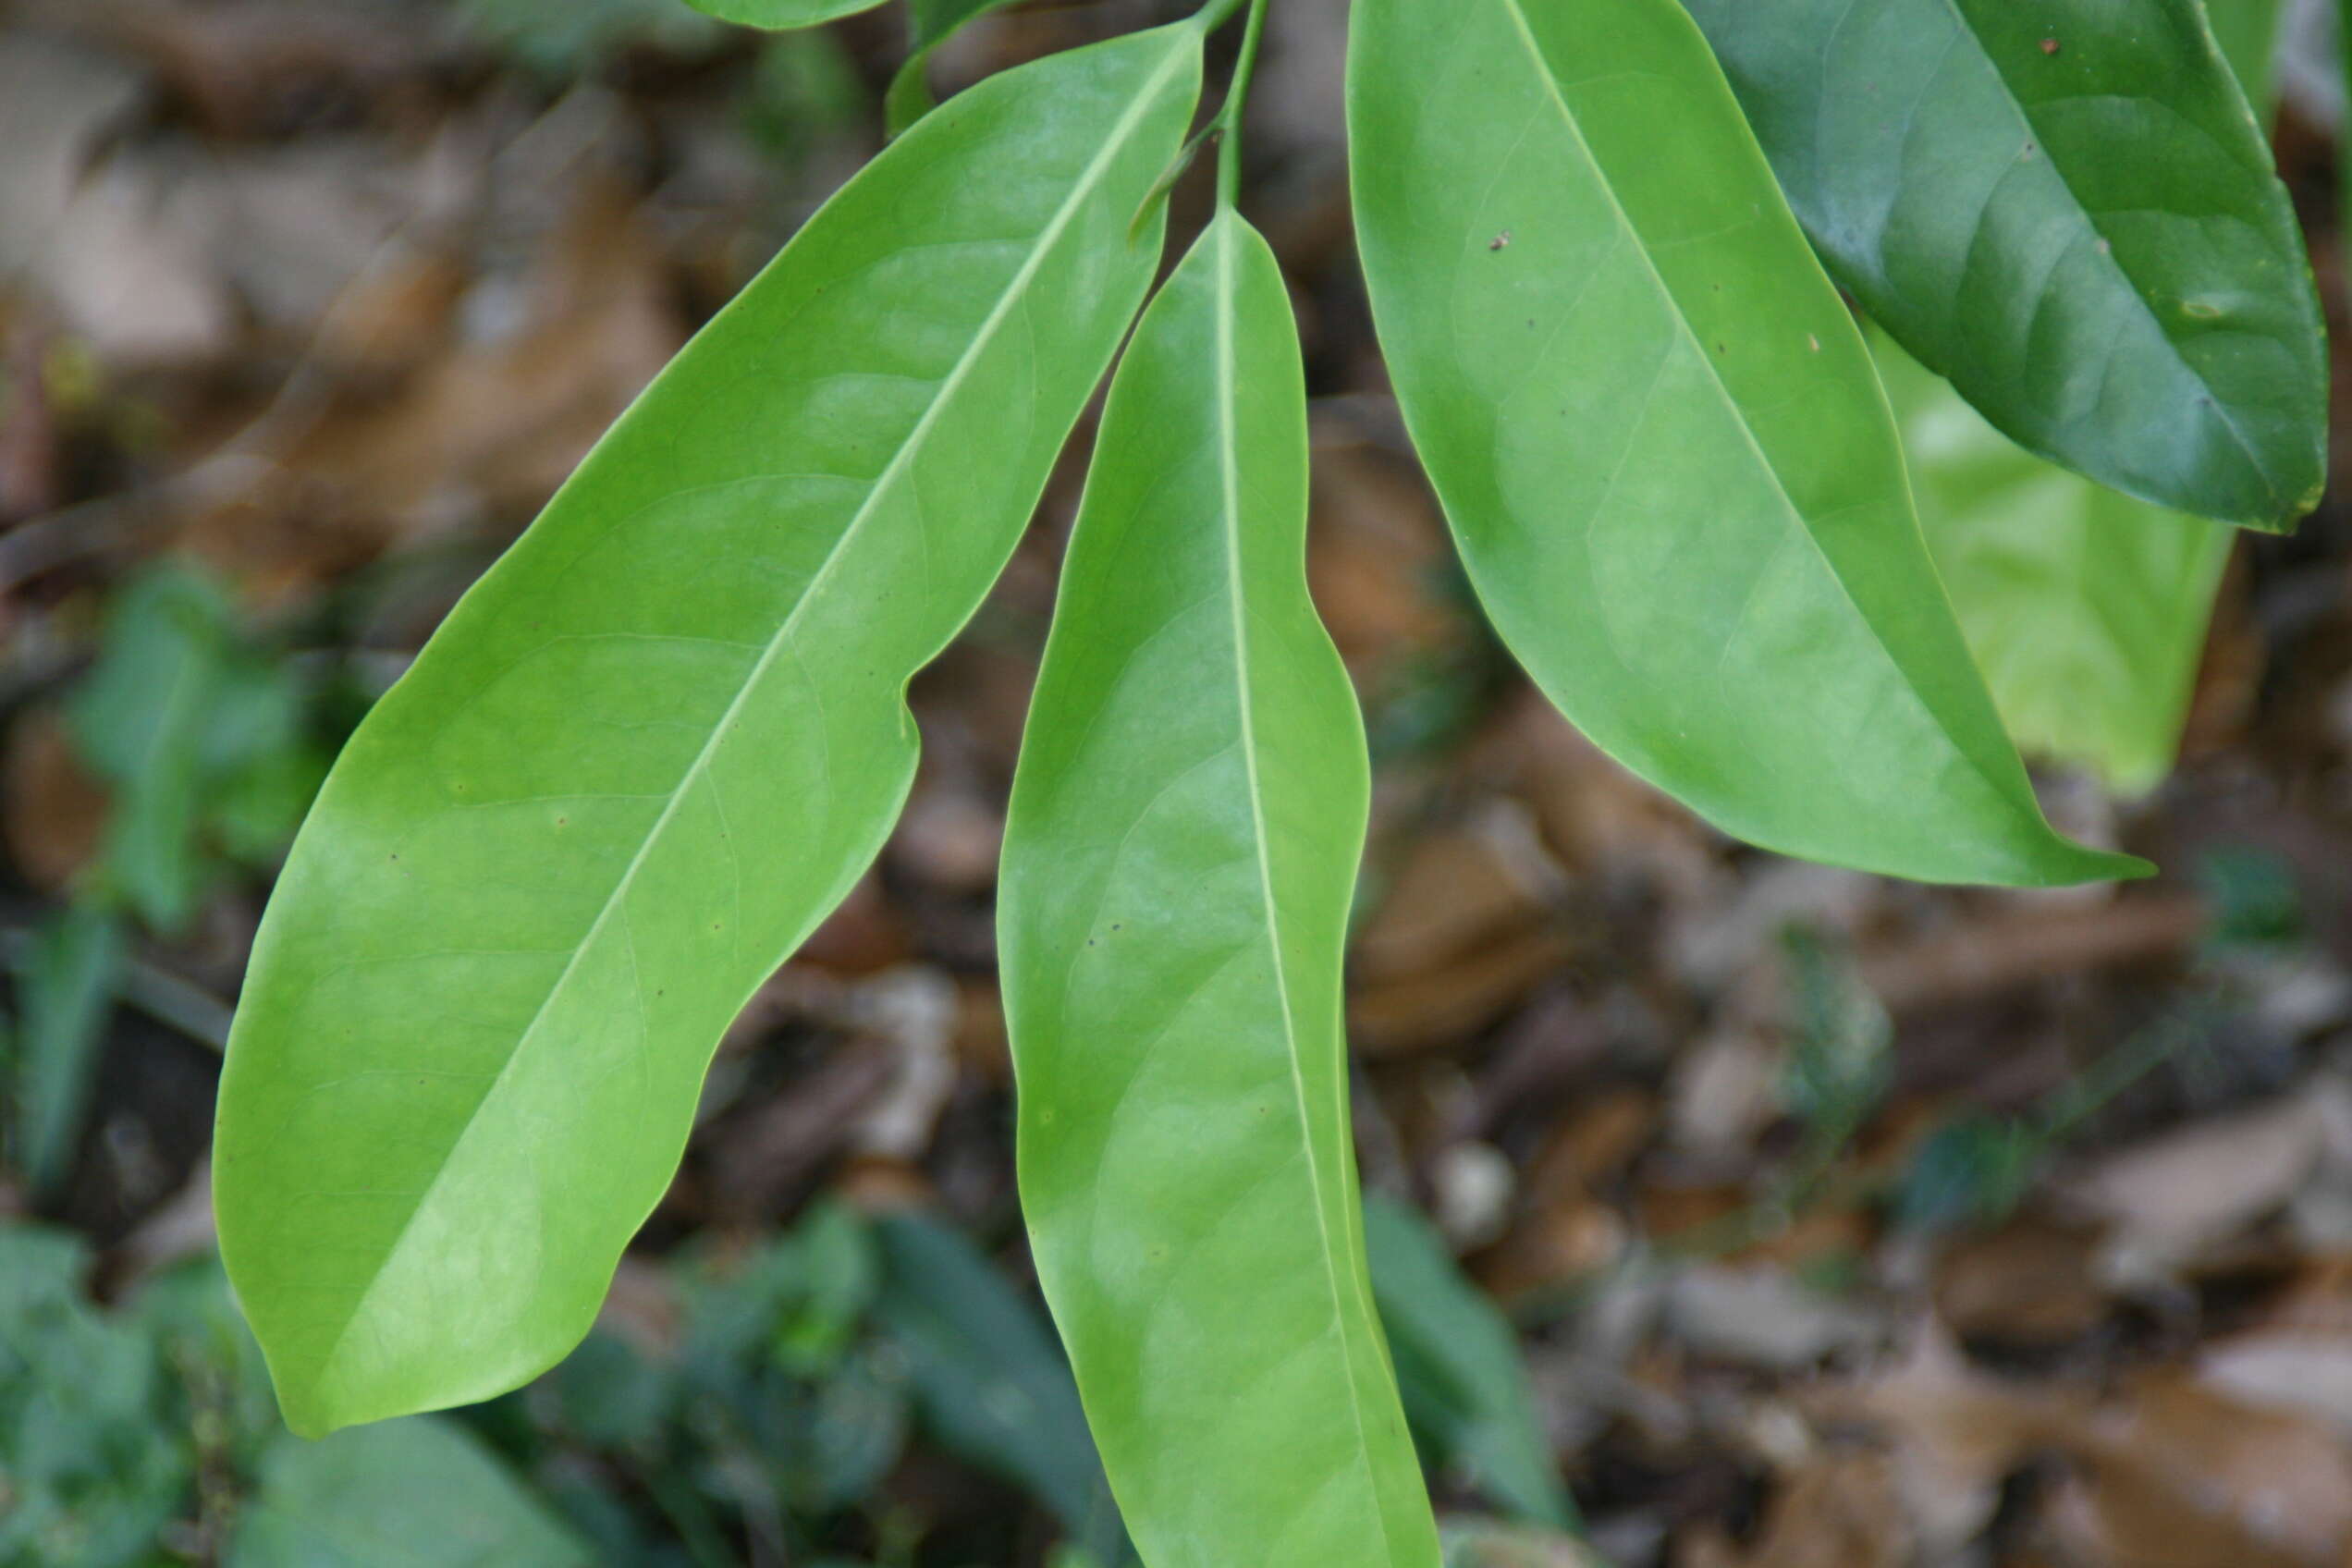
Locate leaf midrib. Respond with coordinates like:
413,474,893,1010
1210,217,1400,1561
303,34,1194,1403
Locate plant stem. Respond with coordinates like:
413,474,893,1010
1214,0,1271,209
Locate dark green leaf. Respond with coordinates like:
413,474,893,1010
1348,0,2143,887
459,0,721,71
682,0,883,28
10,905,124,1196
1683,0,2326,528
886,0,1026,135
0,1229,184,1568
214,22,1204,1438
69,568,237,930
229,1418,593,1567
1003,213,1441,1567
1365,1195,1572,1530
870,1212,1127,1563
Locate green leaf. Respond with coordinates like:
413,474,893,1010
869,1211,1128,1562
1682,0,2326,530
214,22,1204,1439
229,1418,593,1567
1348,0,2143,888
11,905,124,1196
1884,335,2235,794
66,563,325,928
70,567,237,930
1364,1195,1573,1530
1002,213,1442,1568
459,0,722,72
681,0,883,28
2206,0,2287,93
885,0,1025,135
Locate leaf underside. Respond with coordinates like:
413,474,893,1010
681,0,883,28
1349,0,2143,887
1886,335,2234,795
1002,214,1442,1568
1683,0,2326,529
214,24,1202,1438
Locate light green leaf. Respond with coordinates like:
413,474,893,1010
886,0,1025,135
681,0,882,28
1365,1195,1573,1531
870,1211,1129,1563
1348,0,2143,888
1003,212,1442,1568
214,22,1204,1439
1682,0,2325,530
1884,336,2234,794
229,1418,592,1567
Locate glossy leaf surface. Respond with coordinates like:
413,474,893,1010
1349,0,2142,887
214,24,1202,1438
1683,0,2325,529
681,0,882,27
1002,214,1442,1568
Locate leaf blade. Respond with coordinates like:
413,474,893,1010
1002,214,1441,1568
1682,0,2325,529
1349,0,2141,887
214,23,1203,1439
681,0,882,28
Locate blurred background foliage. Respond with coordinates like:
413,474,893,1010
6,0,2352,1565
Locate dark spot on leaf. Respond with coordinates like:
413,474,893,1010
2040,36,2060,54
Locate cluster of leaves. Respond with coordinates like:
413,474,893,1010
205,0,2326,1562
2,1207,1095,1567
1,1194,1549,1565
